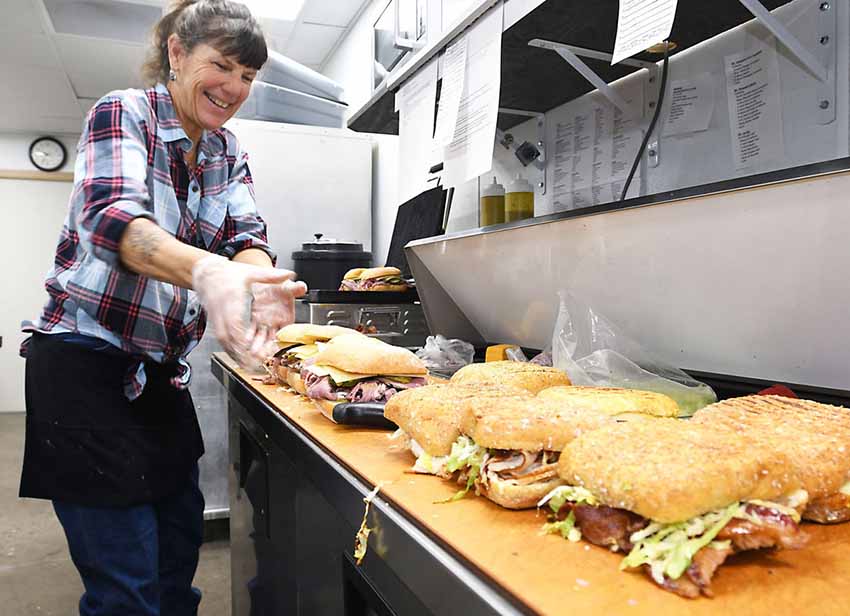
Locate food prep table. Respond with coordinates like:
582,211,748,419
213,353,850,615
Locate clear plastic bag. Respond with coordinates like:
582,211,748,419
415,335,475,375
551,291,716,416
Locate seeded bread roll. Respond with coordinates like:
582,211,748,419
450,361,571,394
537,386,680,418
692,395,850,522
559,419,802,523
383,383,531,456
482,474,563,510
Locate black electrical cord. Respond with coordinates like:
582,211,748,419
619,42,671,202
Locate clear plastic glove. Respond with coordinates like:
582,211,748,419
192,254,308,366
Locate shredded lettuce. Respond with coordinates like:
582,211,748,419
542,510,582,542
620,503,741,583
537,485,598,512
353,485,381,565
435,436,486,503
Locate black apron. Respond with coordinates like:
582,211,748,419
19,333,205,507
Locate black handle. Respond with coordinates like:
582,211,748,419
332,402,397,430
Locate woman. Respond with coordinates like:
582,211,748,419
19,1,303,614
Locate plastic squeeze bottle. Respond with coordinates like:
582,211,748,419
505,173,534,222
480,176,505,226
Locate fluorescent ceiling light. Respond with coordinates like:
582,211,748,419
235,0,305,21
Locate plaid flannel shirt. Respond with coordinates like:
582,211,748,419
24,83,275,399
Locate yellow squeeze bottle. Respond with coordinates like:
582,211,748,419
480,176,505,226
505,174,534,222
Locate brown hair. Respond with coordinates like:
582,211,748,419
142,0,267,86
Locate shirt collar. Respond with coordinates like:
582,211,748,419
153,83,224,159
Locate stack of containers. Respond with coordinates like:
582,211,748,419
236,50,348,127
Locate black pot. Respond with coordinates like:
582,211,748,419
292,234,372,290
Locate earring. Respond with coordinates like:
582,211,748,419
169,69,177,82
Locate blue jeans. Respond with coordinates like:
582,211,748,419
52,466,205,616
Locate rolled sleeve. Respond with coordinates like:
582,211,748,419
73,97,155,267
217,149,276,264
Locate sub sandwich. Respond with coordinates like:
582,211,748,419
692,395,850,523
543,416,809,598
264,324,362,392
387,383,678,509
299,334,428,420
339,266,409,292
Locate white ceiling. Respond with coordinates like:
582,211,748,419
2,0,368,135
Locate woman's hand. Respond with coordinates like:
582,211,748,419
192,255,307,366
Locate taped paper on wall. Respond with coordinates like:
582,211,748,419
724,39,784,170
433,36,468,147
553,81,644,210
396,58,438,204
662,73,716,136
612,0,678,65
442,5,503,188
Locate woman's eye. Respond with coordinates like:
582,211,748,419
213,61,226,70
243,75,255,84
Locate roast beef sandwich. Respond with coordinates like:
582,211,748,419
692,395,850,523
300,334,428,420
339,266,409,292
264,324,362,392
450,360,572,394
546,418,809,598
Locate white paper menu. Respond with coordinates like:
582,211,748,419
612,0,679,65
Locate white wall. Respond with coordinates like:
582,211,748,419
0,133,78,173
0,179,73,412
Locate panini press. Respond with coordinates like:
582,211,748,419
294,186,450,348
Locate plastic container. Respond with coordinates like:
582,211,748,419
258,50,345,102
505,173,534,222
236,80,348,128
480,176,505,226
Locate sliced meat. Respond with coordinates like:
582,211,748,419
685,545,733,597
572,505,648,552
508,463,560,486
654,567,701,599
717,504,809,551
304,373,336,400
803,493,850,524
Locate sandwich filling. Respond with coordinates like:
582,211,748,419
340,275,408,291
264,343,320,385
399,433,561,503
301,361,426,404
539,486,810,598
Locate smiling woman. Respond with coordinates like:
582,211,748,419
19,1,312,615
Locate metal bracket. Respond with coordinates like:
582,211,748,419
529,39,654,118
815,0,837,124
394,0,426,51
738,0,828,81
496,108,547,194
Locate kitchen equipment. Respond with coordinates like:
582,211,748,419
291,234,372,290
332,402,398,429
295,298,428,348
480,176,505,226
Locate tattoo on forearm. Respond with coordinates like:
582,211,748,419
125,222,167,262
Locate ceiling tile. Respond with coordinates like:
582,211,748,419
259,17,296,53
285,23,344,66
54,36,146,99
301,0,365,28
1,0,47,35
0,33,63,69
0,63,81,132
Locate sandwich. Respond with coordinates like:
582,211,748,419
536,386,680,418
300,334,428,420
264,324,362,392
387,383,676,509
384,383,532,475
339,266,409,292
452,388,678,509
450,360,572,394
692,395,850,523
339,268,366,291
544,417,809,598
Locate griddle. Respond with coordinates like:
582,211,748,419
303,289,419,304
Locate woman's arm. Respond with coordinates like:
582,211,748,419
119,218,208,288
232,247,274,268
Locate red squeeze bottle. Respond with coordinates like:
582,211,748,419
756,384,798,398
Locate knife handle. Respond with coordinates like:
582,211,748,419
332,402,398,430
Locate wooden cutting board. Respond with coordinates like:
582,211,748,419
222,357,850,615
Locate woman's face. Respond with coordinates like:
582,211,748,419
168,36,257,138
